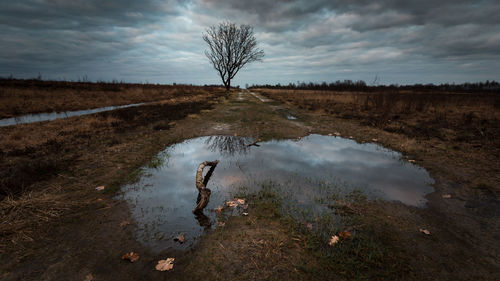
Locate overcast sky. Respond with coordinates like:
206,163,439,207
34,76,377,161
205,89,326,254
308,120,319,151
1,0,499,85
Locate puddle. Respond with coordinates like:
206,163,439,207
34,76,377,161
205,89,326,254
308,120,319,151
0,102,146,127
236,92,245,101
249,91,271,102
121,134,434,251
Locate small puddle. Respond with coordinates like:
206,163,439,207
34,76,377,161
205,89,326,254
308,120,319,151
121,135,434,251
0,102,146,127
236,92,245,101
249,91,271,102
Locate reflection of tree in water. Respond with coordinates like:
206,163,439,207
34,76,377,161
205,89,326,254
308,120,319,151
205,135,254,156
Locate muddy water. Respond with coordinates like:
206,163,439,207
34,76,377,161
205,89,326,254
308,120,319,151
121,134,434,251
0,102,146,127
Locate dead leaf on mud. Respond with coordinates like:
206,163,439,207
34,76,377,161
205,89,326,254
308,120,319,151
174,234,185,243
120,220,131,227
226,198,246,208
334,132,341,136
339,230,352,239
215,205,223,213
372,138,378,142
122,252,139,262
328,235,340,246
306,223,313,230
442,194,452,199
242,212,249,216
328,133,333,136
95,186,105,191
218,221,226,227
419,229,431,235
408,159,416,163
156,258,175,271
84,274,93,281
226,201,238,207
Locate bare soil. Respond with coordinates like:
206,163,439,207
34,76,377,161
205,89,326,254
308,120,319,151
0,88,498,280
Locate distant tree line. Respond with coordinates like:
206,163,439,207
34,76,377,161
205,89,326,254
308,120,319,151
0,77,224,91
249,80,500,93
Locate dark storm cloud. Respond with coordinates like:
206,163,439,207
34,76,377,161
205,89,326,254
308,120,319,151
198,0,500,84
0,0,180,30
0,0,189,79
0,0,499,84
201,0,500,28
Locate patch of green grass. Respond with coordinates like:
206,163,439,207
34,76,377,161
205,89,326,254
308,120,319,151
146,150,170,169
104,165,144,194
237,182,414,280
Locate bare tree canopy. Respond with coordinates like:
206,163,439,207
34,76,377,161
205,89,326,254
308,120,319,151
203,21,264,91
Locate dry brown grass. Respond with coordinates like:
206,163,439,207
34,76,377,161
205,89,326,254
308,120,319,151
0,87,226,261
0,185,79,250
0,79,221,118
257,89,500,143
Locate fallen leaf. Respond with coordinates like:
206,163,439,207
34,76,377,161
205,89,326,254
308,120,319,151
419,229,431,235
349,136,353,139
226,201,238,207
174,234,185,243
120,220,131,227
258,138,262,142
226,198,246,208
95,186,105,191
306,223,313,230
334,132,341,136
372,138,378,142
234,133,238,136
122,252,139,262
84,274,93,281
339,230,352,239
155,258,175,271
328,235,339,246
242,212,249,216
218,221,226,227
328,133,333,136
408,159,416,163
442,194,452,199
215,205,223,213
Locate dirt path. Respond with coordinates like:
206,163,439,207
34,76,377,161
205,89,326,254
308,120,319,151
1,90,498,280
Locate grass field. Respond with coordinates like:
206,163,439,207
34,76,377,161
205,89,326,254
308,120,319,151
255,88,499,144
0,79,220,118
0,85,498,280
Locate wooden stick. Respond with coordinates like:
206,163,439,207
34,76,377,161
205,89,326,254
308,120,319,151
194,160,219,213
247,140,260,147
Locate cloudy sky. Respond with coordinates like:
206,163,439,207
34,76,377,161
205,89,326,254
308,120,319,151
1,0,499,85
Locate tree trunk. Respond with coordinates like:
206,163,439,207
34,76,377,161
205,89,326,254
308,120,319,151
193,160,219,213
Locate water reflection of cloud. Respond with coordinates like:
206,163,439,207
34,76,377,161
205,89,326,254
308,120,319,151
121,134,434,252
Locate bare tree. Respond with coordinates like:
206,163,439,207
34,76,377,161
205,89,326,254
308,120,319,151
203,21,264,91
